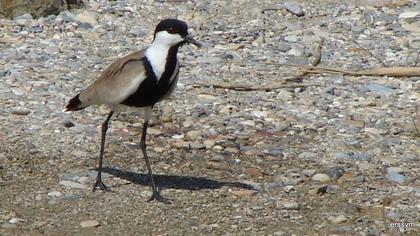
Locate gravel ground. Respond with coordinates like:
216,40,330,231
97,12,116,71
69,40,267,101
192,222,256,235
1,0,419,235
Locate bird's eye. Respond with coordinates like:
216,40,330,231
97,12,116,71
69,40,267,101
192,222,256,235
168,27,176,33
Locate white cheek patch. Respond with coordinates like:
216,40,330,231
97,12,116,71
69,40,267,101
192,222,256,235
154,31,184,46
145,31,184,80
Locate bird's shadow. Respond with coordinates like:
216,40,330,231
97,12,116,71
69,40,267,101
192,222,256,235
101,167,255,191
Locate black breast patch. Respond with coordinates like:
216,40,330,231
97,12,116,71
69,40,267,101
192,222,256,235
120,46,179,108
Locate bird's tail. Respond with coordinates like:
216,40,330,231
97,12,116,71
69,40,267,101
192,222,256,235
65,94,87,111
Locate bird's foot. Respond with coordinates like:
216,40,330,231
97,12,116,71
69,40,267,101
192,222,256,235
147,191,172,204
93,178,110,192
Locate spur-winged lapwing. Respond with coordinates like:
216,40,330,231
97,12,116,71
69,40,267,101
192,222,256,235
65,19,201,202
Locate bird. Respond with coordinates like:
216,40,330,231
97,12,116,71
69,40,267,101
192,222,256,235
65,19,201,202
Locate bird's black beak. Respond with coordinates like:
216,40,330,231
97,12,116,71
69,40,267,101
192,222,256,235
184,35,201,48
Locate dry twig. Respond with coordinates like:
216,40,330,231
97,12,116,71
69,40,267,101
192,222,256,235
193,39,324,91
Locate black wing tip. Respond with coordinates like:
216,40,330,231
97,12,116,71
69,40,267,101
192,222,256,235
65,94,85,111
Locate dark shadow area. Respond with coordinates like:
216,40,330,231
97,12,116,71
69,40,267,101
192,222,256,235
101,167,255,191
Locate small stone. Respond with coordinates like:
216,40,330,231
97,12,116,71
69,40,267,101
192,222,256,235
185,130,202,141
9,218,24,224
241,120,255,126
128,27,147,37
325,167,345,180
283,185,295,193
61,194,81,201
366,228,380,236
278,200,299,210
284,2,305,17
59,180,87,189
352,153,371,162
224,147,239,154
366,83,394,95
147,127,162,135
343,119,365,128
385,210,401,220
63,120,75,128
189,142,205,149
273,230,285,236
277,90,293,101
182,119,194,128
312,173,331,182
78,22,93,30
333,225,353,234
80,220,100,228
329,214,347,224
278,42,291,52
302,169,316,177
2,223,17,229
88,171,109,179
47,191,62,197
399,11,419,19
11,107,30,115
284,35,298,43
231,189,258,197
288,47,303,57
386,167,406,184
298,152,317,161
316,185,328,195
74,12,97,26
244,167,263,177
203,140,215,149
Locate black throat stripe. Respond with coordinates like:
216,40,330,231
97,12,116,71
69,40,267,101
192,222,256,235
121,45,180,108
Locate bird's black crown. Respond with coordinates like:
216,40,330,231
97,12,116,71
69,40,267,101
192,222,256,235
154,19,189,37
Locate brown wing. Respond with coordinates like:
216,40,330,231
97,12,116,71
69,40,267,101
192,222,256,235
79,49,147,106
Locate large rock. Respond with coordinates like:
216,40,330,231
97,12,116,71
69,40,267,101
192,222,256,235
0,0,83,19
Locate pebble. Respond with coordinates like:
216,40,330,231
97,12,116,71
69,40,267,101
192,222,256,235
325,167,345,180
366,83,394,95
384,210,401,220
74,12,97,26
297,152,317,161
282,185,295,193
399,11,419,19
302,169,316,177
47,191,63,197
189,142,205,149
2,223,17,229
312,173,330,182
334,152,350,161
9,218,24,224
386,167,406,184
284,35,298,43
273,231,285,236
352,153,371,162
278,200,299,210
59,180,87,189
11,107,30,115
88,171,109,179
78,22,93,30
80,220,100,228
333,225,353,234
283,2,305,17
277,42,291,52
231,190,258,197
203,140,215,149
328,214,347,224
185,130,202,141
128,27,147,37
244,167,263,177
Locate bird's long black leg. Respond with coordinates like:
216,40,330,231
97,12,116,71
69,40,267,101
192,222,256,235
140,119,170,203
93,111,114,191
